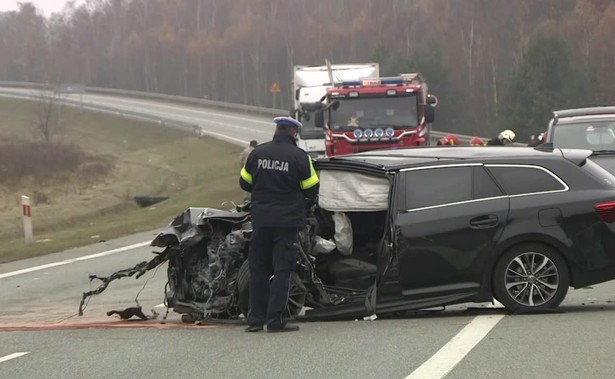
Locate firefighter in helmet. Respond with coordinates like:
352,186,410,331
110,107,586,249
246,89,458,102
487,129,516,146
437,134,461,146
470,136,486,146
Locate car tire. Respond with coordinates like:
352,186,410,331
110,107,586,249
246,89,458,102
236,260,306,318
237,260,251,317
493,243,569,313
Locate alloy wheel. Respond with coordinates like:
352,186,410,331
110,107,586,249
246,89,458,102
504,252,559,307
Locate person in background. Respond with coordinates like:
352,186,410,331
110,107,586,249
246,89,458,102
437,134,461,146
470,136,486,146
487,129,516,146
240,140,258,168
527,132,545,147
239,117,319,333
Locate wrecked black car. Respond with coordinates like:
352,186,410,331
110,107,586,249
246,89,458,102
81,146,615,320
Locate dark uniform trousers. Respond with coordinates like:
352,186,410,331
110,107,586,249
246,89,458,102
247,226,300,329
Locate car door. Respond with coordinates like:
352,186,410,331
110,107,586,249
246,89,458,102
395,164,509,298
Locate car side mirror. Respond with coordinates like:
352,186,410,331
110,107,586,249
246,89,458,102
331,100,340,111
315,110,324,128
426,94,438,107
425,105,435,124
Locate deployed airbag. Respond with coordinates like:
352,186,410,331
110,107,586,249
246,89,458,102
318,170,389,211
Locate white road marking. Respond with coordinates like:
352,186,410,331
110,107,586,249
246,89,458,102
0,352,29,363
154,303,166,308
406,314,505,379
196,129,249,145
0,241,151,279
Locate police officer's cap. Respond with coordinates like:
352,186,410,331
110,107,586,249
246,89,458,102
273,116,302,130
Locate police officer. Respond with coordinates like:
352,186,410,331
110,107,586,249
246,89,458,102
239,116,319,333
239,140,258,201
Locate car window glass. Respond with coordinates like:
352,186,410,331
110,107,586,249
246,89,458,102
486,166,565,195
473,167,504,199
553,121,615,150
405,167,472,209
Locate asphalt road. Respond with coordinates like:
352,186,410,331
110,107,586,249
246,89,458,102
2,88,615,378
2,233,615,378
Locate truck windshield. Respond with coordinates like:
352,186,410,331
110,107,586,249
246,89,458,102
298,110,325,139
329,95,418,132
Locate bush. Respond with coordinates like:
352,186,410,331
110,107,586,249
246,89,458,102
0,140,114,186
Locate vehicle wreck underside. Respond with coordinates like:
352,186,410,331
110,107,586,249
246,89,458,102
79,188,389,322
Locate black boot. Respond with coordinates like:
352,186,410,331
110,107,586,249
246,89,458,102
267,324,299,333
245,325,264,332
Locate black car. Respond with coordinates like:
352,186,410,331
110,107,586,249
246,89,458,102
546,106,615,174
80,146,615,321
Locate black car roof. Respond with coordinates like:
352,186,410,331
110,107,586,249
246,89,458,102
317,146,587,171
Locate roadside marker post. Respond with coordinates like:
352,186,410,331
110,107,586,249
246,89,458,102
21,195,33,245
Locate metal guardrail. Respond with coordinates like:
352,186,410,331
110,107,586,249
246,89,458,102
0,81,518,146
0,88,203,137
0,81,287,117
88,86,288,117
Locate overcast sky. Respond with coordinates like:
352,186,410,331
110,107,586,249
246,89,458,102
0,0,80,16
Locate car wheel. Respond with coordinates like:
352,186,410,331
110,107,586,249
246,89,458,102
181,313,200,323
237,260,251,316
493,243,569,313
236,260,306,318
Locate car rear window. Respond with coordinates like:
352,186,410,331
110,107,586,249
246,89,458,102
486,165,566,195
473,166,503,199
404,166,503,209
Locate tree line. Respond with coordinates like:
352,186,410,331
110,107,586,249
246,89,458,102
1,0,614,140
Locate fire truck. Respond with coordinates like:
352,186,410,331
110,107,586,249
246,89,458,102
292,63,379,157
324,73,436,156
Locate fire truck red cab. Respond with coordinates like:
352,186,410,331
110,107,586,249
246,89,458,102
324,73,436,156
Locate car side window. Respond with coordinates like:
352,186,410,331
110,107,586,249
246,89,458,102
473,167,504,199
405,167,472,209
486,165,566,195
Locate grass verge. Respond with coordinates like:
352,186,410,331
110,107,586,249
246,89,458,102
0,98,244,263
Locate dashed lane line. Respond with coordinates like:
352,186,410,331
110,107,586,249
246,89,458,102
0,352,29,364
0,241,150,279
405,314,505,379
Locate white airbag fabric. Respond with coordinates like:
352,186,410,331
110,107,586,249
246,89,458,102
332,212,353,256
318,170,389,211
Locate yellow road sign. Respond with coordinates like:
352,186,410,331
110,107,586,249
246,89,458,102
270,82,281,93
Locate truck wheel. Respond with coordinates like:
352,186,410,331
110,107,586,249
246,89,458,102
236,260,306,318
493,243,569,313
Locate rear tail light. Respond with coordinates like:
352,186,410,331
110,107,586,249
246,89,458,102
595,201,615,223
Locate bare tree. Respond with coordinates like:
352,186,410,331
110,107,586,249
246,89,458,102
33,90,65,143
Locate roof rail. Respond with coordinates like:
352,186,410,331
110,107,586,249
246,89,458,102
398,73,425,83
337,73,425,88
553,106,615,119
